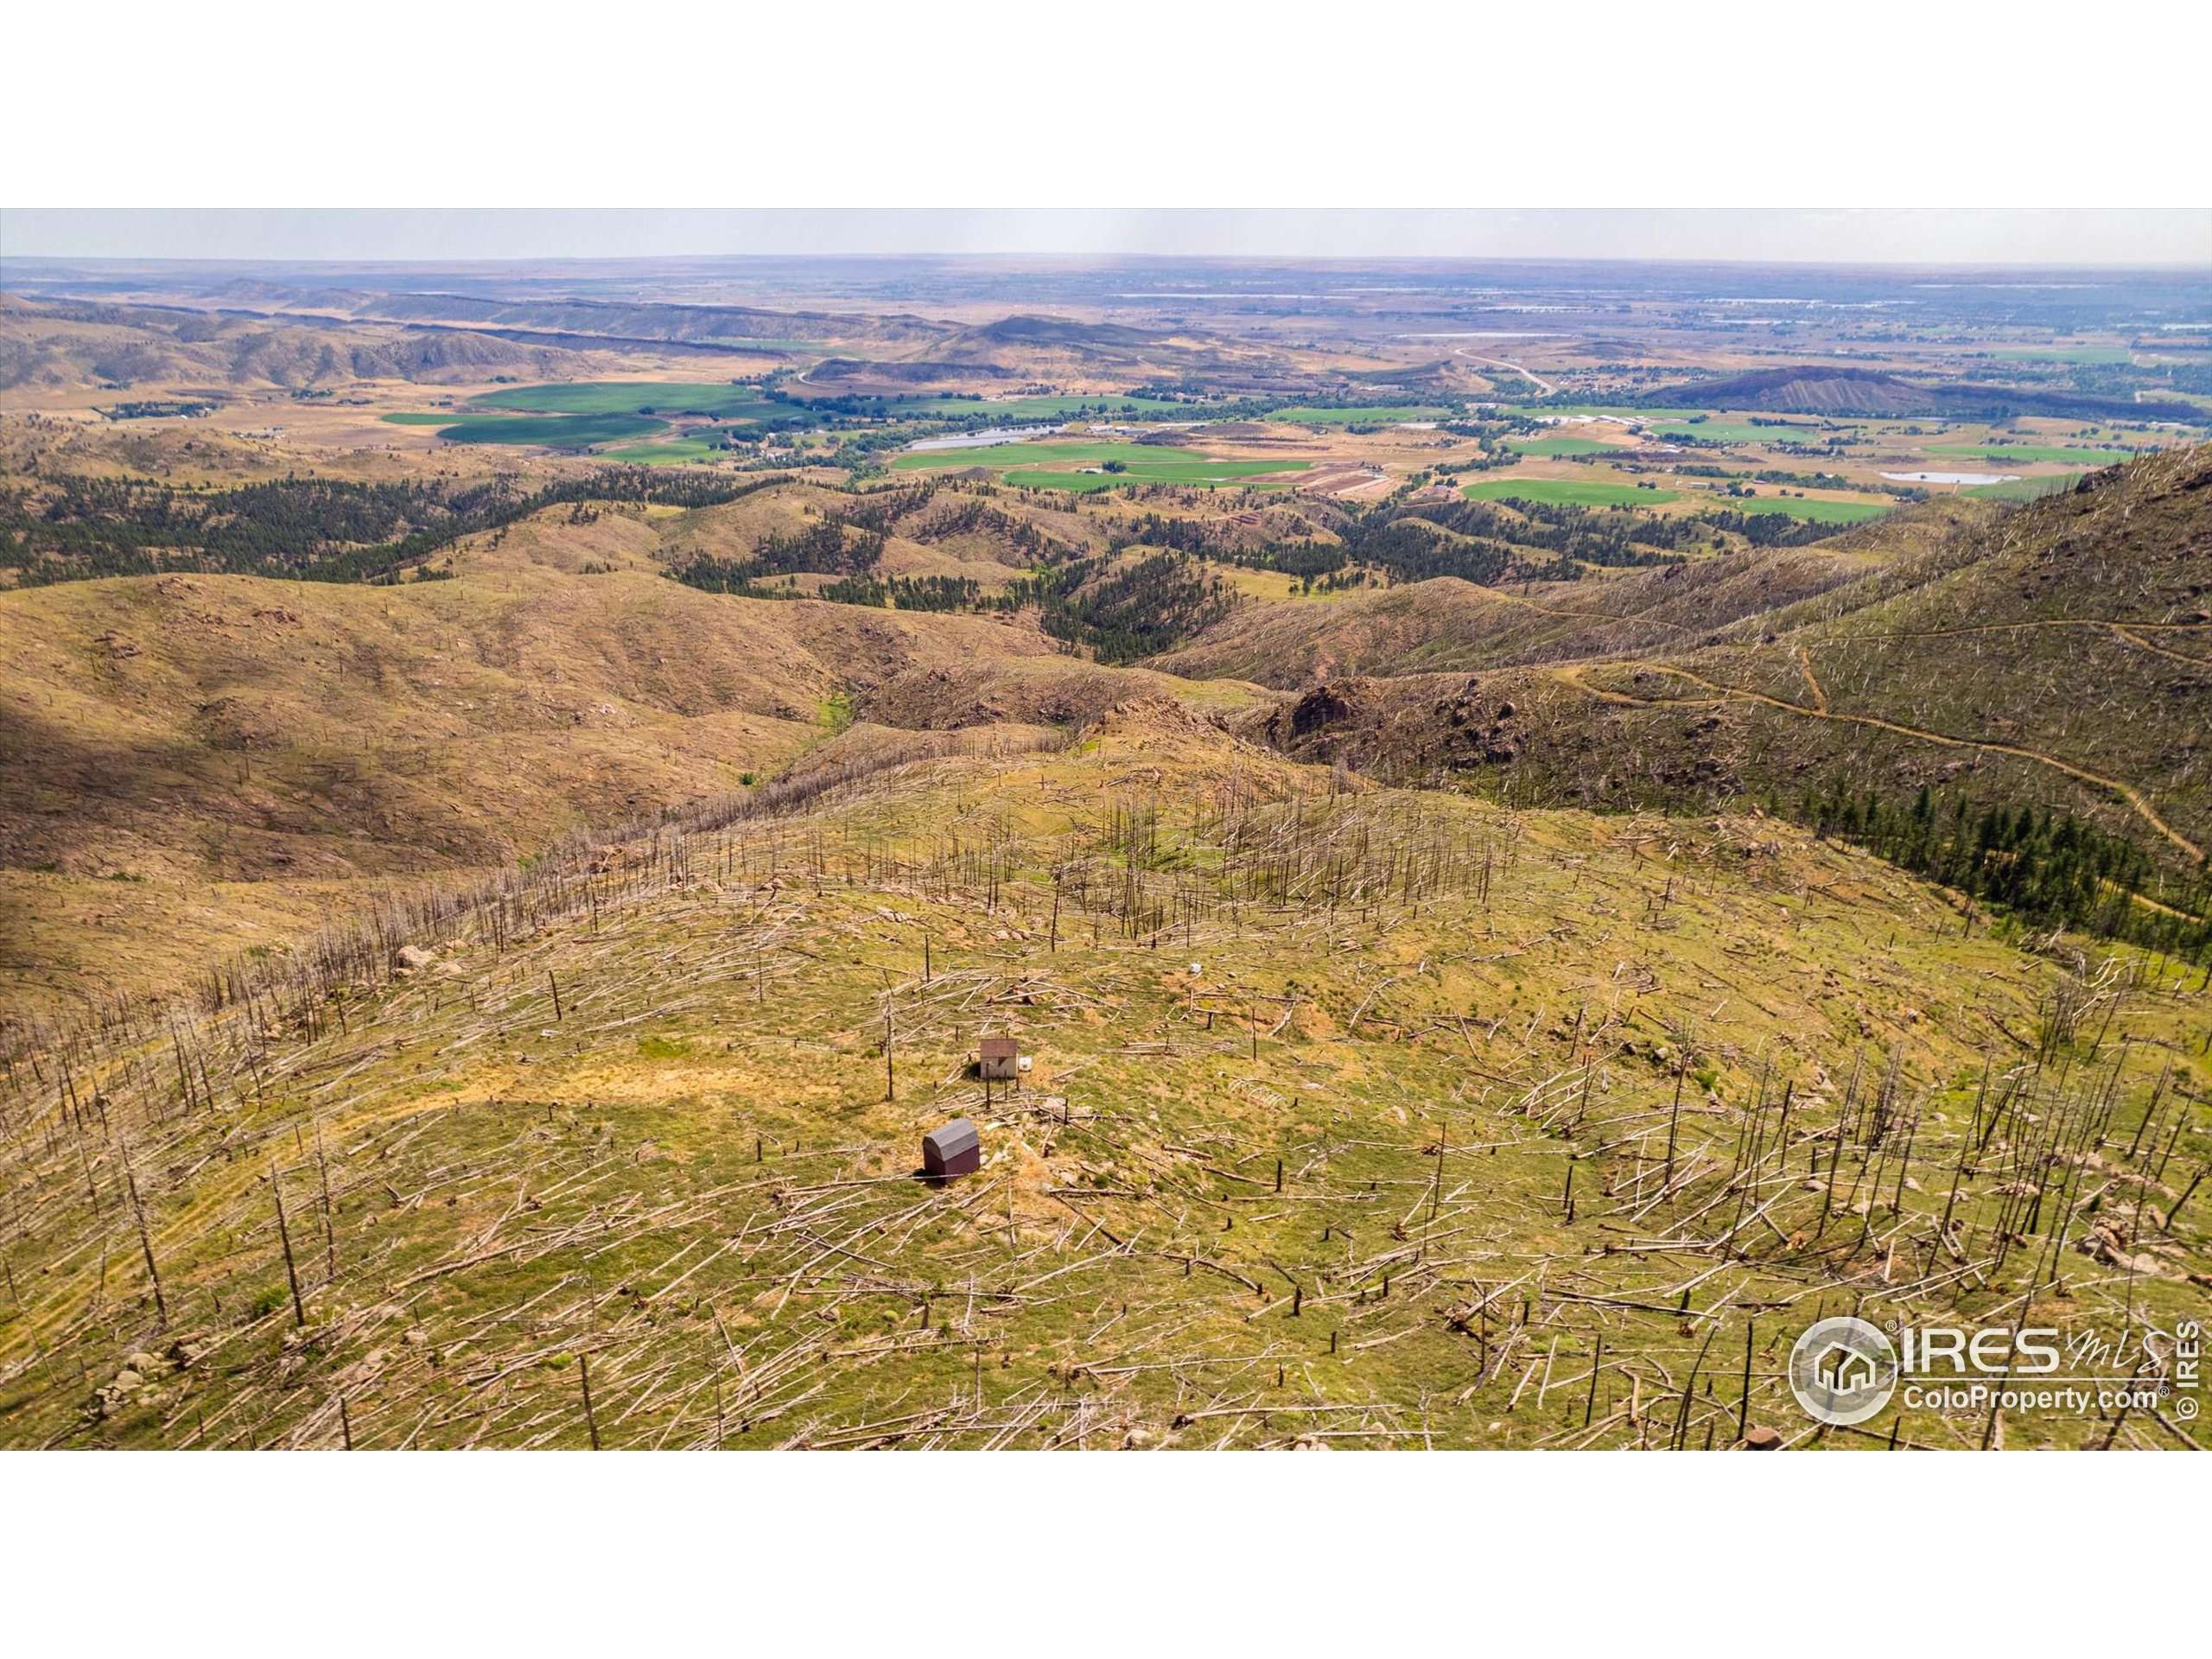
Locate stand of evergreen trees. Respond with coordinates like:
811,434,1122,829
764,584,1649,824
2,470,797,586
1808,779,2211,962
1005,550,1236,664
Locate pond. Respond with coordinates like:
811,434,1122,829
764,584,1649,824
1880,471,2021,486
905,426,1058,452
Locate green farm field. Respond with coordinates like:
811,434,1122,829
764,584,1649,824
471,381,785,420
1966,473,2088,499
1003,461,1306,493
894,439,1306,485
602,435,734,465
1712,494,1891,524
1462,476,1678,508
382,410,669,447
1942,444,2134,465
1507,435,1618,457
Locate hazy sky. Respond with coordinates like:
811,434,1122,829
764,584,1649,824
5,209,2207,267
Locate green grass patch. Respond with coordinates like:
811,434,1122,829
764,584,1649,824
1004,463,1306,493
380,411,463,425
471,382,783,421
1710,495,1891,524
1507,435,1617,457
893,441,1309,493
1966,473,2087,500
1462,477,1677,508
602,435,734,466
414,411,669,448
894,440,1192,472
1939,445,2133,465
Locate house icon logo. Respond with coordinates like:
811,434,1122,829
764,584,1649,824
1788,1316,1898,1427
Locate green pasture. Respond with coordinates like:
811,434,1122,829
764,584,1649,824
1941,444,2133,465
602,435,734,466
1462,477,1677,508
895,437,1309,492
394,410,669,447
1708,495,1891,524
1507,435,1617,457
1966,473,2087,500
1004,461,1307,493
470,382,786,421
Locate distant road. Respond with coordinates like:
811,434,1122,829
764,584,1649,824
1453,346,1555,396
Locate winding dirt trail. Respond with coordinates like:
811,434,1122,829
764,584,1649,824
1552,661,2203,864
1794,647,1829,712
2107,625,2212,668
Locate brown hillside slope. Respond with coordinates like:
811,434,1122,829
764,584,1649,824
1154,499,1991,688
1233,450,2212,874
0,296,608,392
0,531,1064,1012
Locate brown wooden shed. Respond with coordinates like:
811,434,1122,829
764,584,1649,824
978,1036,1020,1083
922,1118,981,1179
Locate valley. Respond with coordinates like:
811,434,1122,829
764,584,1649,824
1,253,2207,1452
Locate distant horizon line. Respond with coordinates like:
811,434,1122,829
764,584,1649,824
6,251,2210,273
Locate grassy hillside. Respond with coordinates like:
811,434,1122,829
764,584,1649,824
0,516,1064,1013
4,713,2202,1449
1204,452,2212,899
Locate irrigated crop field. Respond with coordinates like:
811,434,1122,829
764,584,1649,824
1463,476,1678,507
895,439,1311,491
472,382,785,420
1507,435,1620,457
382,410,670,447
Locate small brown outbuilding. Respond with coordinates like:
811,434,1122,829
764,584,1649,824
977,1036,1020,1083
923,1118,981,1179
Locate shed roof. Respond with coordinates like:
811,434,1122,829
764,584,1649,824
924,1118,980,1160
979,1036,1020,1059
